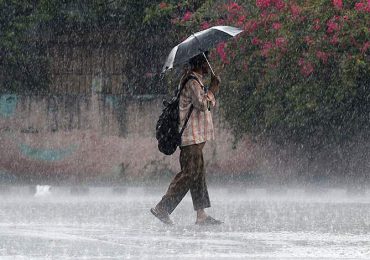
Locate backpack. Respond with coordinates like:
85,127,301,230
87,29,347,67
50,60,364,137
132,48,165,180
156,75,198,155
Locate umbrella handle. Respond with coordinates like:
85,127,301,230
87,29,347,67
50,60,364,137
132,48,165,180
192,33,216,76
202,52,216,76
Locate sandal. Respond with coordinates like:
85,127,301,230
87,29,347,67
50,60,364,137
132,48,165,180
195,216,223,225
150,207,173,225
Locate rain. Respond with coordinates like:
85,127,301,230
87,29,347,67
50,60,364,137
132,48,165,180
0,1,370,259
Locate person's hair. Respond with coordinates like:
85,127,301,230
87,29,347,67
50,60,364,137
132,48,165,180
189,51,209,70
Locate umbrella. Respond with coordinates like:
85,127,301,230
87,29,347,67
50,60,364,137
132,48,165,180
162,26,243,75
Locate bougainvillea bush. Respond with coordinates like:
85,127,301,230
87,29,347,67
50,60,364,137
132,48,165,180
149,0,370,148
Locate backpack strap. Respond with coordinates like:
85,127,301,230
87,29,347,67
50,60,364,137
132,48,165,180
180,105,193,135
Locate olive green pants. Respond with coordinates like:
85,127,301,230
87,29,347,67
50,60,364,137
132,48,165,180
156,142,211,214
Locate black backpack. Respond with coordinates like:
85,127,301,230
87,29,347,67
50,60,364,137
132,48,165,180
156,75,198,155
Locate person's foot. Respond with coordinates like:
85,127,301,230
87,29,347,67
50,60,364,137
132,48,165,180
195,215,223,225
150,207,173,225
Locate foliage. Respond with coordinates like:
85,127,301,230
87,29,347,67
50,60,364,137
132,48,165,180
0,0,52,93
2,0,369,148
155,0,370,148
0,0,181,94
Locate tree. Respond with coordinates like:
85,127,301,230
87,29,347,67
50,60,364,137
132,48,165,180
0,0,52,93
0,0,184,95
161,0,370,149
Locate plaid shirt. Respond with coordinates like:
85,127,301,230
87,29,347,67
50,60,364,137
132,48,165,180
179,72,216,147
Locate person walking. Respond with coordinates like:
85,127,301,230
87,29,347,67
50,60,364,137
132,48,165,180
151,53,222,225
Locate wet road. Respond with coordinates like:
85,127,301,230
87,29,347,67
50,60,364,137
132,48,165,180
0,186,370,259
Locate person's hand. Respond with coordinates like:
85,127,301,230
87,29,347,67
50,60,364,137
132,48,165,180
209,74,221,95
211,73,221,86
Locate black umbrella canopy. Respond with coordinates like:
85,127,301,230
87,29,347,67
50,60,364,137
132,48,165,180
162,26,243,73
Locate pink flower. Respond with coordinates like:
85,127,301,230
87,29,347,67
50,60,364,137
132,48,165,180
260,11,277,21
355,2,365,11
256,0,271,9
333,0,343,9
216,18,225,25
237,15,246,26
298,58,314,77
201,21,210,30
355,2,370,12
275,37,287,48
227,2,243,12
313,19,321,31
361,42,370,53
183,11,192,22
330,34,339,45
334,15,341,20
290,4,301,17
244,20,258,33
304,36,314,45
272,22,282,30
272,0,286,10
216,42,228,63
327,20,339,33
261,41,273,57
302,63,314,77
316,51,329,64
252,37,261,45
